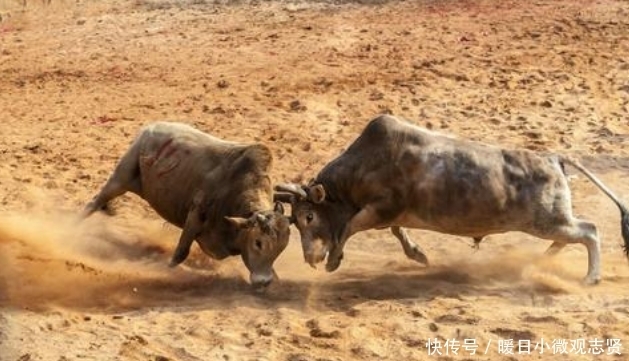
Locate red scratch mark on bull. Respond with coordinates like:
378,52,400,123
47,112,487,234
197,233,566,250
142,138,173,167
154,138,174,161
143,138,181,177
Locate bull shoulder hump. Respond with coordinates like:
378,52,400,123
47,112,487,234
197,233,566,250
244,143,273,171
361,114,400,138
362,115,452,150
368,114,398,127
143,121,195,134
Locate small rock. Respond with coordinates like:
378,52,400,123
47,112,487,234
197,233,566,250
305,319,318,329
404,336,423,347
24,144,41,153
217,80,229,89
129,335,147,345
539,100,553,108
306,318,340,339
309,328,340,339
369,91,384,101
428,323,438,332
524,131,542,140
210,106,226,114
289,100,306,112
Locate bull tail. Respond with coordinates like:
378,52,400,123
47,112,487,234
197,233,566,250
559,156,629,258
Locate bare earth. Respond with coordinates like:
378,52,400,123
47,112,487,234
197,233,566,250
1,0,629,360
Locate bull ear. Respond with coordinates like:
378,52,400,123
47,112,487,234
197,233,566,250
274,201,285,215
225,216,253,229
308,184,326,204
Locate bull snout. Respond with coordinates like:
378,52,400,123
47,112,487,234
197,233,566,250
304,251,328,269
250,269,278,289
302,238,329,268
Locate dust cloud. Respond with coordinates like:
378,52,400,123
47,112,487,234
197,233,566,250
0,190,247,312
0,189,600,315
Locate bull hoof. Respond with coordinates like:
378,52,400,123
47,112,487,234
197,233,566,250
325,261,340,272
407,247,429,266
583,276,601,286
325,253,343,272
169,248,190,268
100,203,117,216
168,260,180,268
168,256,186,268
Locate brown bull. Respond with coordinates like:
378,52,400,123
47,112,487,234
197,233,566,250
83,122,290,288
276,114,629,284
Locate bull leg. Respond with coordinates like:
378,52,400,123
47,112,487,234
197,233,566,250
391,226,429,266
326,205,382,272
544,241,567,256
82,178,135,218
81,141,143,219
473,236,483,251
170,192,206,267
169,207,204,267
536,219,600,285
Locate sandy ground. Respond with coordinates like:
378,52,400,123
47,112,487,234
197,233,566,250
1,0,629,360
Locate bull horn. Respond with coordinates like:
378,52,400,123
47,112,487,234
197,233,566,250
256,213,272,233
274,183,307,199
273,192,294,204
273,201,285,215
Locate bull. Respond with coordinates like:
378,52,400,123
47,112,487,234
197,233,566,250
276,114,629,285
83,122,291,288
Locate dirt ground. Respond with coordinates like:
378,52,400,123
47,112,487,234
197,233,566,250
1,0,629,360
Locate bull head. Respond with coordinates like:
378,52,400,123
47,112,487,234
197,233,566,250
224,201,290,289
274,182,335,269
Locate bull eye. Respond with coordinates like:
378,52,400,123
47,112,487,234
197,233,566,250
306,213,314,223
255,239,263,250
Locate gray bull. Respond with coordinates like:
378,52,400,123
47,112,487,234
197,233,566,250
83,122,290,288
276,115,629,284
